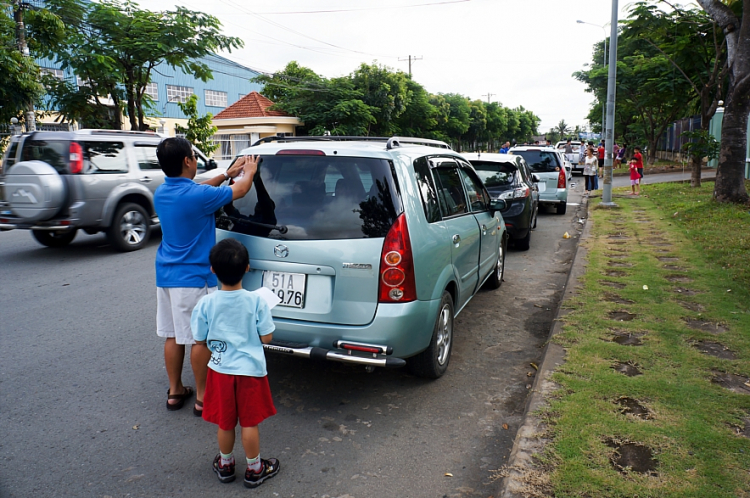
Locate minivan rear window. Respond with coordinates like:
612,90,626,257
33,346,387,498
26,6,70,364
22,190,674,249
220,155,401,240
511,150,560,173
470,161,517,187
21,139,69,173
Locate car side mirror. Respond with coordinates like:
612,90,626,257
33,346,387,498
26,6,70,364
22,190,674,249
206,159,217,171
490,199,507,213
531,174,540,182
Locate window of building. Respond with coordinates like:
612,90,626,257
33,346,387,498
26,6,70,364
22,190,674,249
238,93,246,100
144,82,158,100
166,85,194,103
41,68,65,80
76,76,91,88
205,90,227,107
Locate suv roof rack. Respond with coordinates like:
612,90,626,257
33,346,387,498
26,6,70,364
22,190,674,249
251,135,451,150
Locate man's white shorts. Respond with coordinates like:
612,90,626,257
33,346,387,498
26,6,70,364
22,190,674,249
156,286,217,345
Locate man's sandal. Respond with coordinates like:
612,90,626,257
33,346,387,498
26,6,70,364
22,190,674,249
166,386,194,411
193,400,203,417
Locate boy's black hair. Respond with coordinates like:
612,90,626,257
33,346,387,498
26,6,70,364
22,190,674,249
156,137,193,177
634,145,642,151
209,238,249,286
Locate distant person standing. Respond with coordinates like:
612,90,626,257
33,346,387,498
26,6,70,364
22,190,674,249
633,146,644,180
545,139,552,147
155,137,257,416
499,141,511,154
612,143,620,167
583,146,597,195
629,158,641,195
564,139,573,154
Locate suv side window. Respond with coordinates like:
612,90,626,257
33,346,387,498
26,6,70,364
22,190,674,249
412,157,441,223
134,144,160,170
458,167,489,212
21,139,69,173
83,141,127,174
2,139,20,172
432,160,468,218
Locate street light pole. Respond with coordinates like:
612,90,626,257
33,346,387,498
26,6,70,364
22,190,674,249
601,0,620,206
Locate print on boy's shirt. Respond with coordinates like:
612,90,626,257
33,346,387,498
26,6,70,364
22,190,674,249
208,340,228,365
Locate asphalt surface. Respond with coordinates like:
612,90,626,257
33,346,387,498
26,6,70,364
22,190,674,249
0,188,585,498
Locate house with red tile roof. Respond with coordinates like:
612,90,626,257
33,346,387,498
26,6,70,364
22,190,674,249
212,91,303,159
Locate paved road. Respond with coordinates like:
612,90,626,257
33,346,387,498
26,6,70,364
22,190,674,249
0,191,586,497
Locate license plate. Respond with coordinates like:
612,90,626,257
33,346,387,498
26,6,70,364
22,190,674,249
262,271,306,308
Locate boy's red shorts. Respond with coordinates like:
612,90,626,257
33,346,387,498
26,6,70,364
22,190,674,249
203,369,276,431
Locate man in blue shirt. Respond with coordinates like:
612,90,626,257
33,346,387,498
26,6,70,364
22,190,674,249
499,141,511,154
155,137,256,415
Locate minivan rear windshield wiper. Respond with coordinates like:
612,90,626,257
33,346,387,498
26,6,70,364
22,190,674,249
225,215,288,234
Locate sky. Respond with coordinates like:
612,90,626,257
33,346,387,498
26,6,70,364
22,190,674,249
140,0,636,133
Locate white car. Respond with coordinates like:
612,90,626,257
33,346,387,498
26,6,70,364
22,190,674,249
555,141,583,175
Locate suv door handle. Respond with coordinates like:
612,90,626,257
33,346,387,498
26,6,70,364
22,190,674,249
452,234,461,244
140,177,153,183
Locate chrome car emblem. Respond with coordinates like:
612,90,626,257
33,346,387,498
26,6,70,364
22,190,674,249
274,244,289,258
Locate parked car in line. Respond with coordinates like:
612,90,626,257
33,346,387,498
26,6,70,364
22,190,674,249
217,136,508,378
461,152,538,251
555,140,583,175
0,129,218,251
509,146,568,214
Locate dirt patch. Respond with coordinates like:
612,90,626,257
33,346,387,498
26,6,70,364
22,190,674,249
604,270,628,277
608,235,630,240
685,319,728,334
612,333,644,346
656,256,679,262
712,372,750,395
663,265,688,271
608,241,627,246
607,247,627,252
654,248,671,253
605,253,629,259
606,440,658,474
674,287,703,295
693,341,737,360
609,311,637,321
616,397,651,419
732,418,750,438
601,281,626,289
676,300,705,312
604,293,635,305
666,275,693,283
613,361,642,377
609,262,634,268
635,220,652,223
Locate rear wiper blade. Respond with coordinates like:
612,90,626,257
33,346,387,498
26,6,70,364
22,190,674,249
225,215,288,234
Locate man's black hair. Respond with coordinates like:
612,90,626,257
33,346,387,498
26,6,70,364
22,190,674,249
209,238,249,286
156,137,193,177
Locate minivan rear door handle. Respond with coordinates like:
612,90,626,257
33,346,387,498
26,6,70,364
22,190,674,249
452,234,461,244
140,177,153,183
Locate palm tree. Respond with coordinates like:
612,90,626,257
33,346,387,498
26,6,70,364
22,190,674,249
555,120,571,139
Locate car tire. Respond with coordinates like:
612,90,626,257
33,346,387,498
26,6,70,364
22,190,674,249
484,238,506,289
515,228,531,251
533,206,538,229
107,203,150,252
408,291,454,379
556,202,567,215
32,229,77,248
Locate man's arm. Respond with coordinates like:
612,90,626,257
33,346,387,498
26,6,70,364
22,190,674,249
200,155,258,200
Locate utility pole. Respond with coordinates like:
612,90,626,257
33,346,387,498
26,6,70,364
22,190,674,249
13,0,36,132
398,55,423,78
601,0,619,206
482,93,495,104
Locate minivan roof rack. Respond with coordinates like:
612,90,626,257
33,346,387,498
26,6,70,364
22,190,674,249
251,135,451,150
77,129,161,137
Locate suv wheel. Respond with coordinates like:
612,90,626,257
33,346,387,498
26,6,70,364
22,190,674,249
107,203,150,252
409,291,454,379
32,229,77,248
516,228,531,251
556,202,567,215
484,239,506,289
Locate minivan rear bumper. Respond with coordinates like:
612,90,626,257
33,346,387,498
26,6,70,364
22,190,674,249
265,298,441,366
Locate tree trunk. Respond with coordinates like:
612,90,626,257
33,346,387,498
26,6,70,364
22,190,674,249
713,95,750,203
690,154,703,187
647,138,658,165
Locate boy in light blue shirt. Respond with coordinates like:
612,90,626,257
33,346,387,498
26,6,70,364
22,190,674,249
191,238,280,488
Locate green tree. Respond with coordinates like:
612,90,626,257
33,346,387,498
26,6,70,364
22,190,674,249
696,0,749,204
555,119,571,139
350,63,410,136
175,94,218,155
392,78,438,137
46,0,242,131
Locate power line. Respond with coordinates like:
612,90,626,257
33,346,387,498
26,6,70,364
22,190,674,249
398,55,423,77
255,0,471,15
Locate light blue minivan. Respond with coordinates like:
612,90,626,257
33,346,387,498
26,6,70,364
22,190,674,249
216,137,507,378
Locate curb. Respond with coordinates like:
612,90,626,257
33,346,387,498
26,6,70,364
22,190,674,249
497,197,594,498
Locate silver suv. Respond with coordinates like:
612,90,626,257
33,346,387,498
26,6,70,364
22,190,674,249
0,130,218,251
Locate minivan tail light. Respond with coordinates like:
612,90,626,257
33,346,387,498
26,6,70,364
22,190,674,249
378,213,417,303
69,142,83,174
276,149,326,156
557,168,566,188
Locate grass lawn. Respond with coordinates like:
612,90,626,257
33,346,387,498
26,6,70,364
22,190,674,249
539,181,750,497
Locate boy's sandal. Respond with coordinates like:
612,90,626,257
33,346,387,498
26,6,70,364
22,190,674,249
193,399,204,417
166,386,194,411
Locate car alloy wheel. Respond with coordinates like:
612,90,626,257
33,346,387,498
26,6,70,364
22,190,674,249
107,202,151,252
119,209,147,245
435,303,452,366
